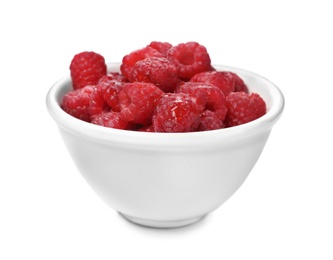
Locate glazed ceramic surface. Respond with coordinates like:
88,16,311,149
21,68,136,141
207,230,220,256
46,63,284,228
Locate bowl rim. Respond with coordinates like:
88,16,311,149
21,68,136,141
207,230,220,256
46,63,285,148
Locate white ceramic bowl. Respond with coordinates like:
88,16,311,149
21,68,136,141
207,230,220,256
46,63,284,228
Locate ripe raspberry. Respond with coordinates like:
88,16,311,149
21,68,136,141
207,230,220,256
190,71,236,96
166,41,211,81
89,85,109,118
197,110,225,131
89,73,127,117
69,51,107,90
91,111,130,130
152,93,201,133
101,73,128,110
177,82,228,122
216,71,249,93
147,41,173,56
130,57,180,93
61,85,95,122
225,92,267,127
118,82,164,125
231,72,249,93
120,46,163,80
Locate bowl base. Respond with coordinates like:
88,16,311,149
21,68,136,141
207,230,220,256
119,213,206,228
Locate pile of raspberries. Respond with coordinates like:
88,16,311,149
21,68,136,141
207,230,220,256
61,41,266,132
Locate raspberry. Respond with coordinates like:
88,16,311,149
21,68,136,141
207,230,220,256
231,72,249,93
152,93,201,133
190,71,236,96
118,82,164,125
120,46,163,80
89,84,109,118
177,82,228,122
91,111,130,130
166,41,211,81
101,73,128,110
89,73,127,117
61,85,95,122
197,110,225,131
130,57,180,93
147,41,173,56
225,92,267,127
69,51,107,90
216,71,249,93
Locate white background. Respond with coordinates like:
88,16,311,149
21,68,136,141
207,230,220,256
1,0,332,259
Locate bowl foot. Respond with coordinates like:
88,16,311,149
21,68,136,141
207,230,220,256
119,213,206,228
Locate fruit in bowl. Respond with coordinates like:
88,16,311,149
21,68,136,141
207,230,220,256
46,41,284,228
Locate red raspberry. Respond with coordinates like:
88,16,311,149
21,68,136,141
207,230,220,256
130,57,180,93
101,73,128,110
190,71,236,96
120,46,163,80
231,72,249,93
69,51,107,90
147,41,173,56
197,110,225,131
91,111,130,130
225,92,267,127
166,41,211,81
177,82,228,122
216,71,249,93
89,85,109,118
89,73,127,117
61,85,95,122
118,82,164,125
152,93,201,133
